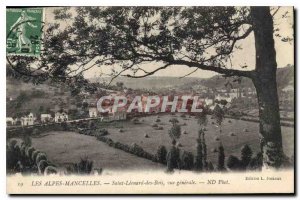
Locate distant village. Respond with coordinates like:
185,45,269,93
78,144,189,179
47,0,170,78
6,78,294,127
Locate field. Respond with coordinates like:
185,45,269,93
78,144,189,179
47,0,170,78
104,114,294,165
30,131,164,171
29,114,294,171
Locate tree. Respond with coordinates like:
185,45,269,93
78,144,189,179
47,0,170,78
202,131,208,169
116,82,124,90
7,7,291,168
207,161,215,172
168,123,181,143
197,109,208,128
217,143,226,171
156,145,167,164
38,105,44,113
248,152,263,171
241,144,253,169
181,151,194,170
227,155,242,171
213,104,224,134
197,110,208,170
194,130,203,171
169,118,179,125
166,146,180,172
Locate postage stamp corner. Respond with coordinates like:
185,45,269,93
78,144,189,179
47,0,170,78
6,8,44,57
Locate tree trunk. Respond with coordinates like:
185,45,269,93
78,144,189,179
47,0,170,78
250,7,283,169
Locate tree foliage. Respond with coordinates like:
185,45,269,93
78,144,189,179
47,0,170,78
156,145,167,164
217,143,226,171
168,123,181,142
166,146,180,172
227,155,242,170
194,130,203,171
6,6,292,169
241,144,253,168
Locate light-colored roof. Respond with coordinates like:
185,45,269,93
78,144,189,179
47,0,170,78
41,114,51,117
6,117,14,121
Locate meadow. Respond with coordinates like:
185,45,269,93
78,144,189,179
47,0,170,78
29,114,294,170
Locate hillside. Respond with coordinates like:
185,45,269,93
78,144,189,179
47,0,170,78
199,64,294,90
89,76,202,90
89,65,294,91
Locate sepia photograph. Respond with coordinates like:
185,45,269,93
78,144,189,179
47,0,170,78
5,4,295,194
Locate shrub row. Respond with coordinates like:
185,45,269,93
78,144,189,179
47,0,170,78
7,139,58,175
96,136,156,161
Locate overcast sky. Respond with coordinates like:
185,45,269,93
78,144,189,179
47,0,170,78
45,7,294,79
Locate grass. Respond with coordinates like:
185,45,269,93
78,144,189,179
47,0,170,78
23,113,293,171
30,131,164,171
105,114,294,166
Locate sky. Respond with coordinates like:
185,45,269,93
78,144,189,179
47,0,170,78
44,7,294,79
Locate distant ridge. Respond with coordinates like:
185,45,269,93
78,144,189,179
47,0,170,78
89,65,294,90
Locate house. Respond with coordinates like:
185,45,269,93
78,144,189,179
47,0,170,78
215,94,233,103
6,117,15,126
204,98,214,106
89,107,98,118
54,112,68,122
21,113,35,126
282,85,294,92
41,114,52,123
109,106,127,120
111,110,127,120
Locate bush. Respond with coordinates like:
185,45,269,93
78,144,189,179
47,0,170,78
96,129,109,137
180,151,194,170
22,135,32,147
156,145,167,164
169,118,179,124
106,138,114,147
167,146,180,172
155,118,161,123
67,158,93,175
36,153,47,164
207,161,215,172
37,160,49,174
8,139,18,149
168,123,181,141
44,166,59,175
114,142,122,149
195,131,203,171
217,143,226,171
132,118,139,124
25,147,35,160
241,144,253,168
32,128,39,135
7,144,20,172
247,152,262,171
227,155,242,170
20,143,26,157
152,123,158,128
130,143,145,156
31,150,41,163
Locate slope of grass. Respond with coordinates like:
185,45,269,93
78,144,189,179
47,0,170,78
30,131,164,171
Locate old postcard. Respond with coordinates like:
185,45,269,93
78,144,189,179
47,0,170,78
6,6,294,194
